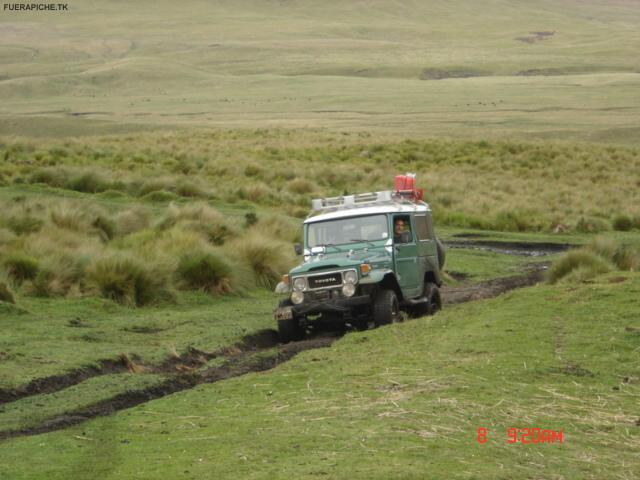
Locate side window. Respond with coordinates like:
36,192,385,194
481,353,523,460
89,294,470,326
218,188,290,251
415,215,429,241
393,215,413,244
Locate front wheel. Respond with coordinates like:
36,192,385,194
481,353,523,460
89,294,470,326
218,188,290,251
278,318,303,343
276,299,304,343
373,289,400,327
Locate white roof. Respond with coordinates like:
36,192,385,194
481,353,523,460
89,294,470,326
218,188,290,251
304,203,430,224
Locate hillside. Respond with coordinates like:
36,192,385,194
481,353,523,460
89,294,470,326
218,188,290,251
1,0,640,141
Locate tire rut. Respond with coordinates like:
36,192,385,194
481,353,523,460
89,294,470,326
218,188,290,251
0,241,565,439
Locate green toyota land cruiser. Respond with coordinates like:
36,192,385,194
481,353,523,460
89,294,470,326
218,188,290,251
274,178,445,342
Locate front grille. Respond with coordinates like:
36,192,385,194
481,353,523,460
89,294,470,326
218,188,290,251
307,272,342,289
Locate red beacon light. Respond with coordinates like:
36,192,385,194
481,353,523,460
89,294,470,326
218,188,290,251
394,173,424,201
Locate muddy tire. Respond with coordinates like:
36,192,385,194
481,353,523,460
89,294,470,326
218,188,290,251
277,299,303,343
412,282,442,317
425,282,442,315
373,289,400,327
436,236,446,270
278,318,303,343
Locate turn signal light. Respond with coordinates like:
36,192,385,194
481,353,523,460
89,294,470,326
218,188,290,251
282,274,289,285
360,264,371,275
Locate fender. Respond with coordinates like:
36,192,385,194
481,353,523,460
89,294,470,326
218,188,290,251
359,268,394,284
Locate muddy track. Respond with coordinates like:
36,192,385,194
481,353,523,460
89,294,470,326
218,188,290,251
0,240,565,440
0,330,283,406
0,336,336,441
444,239,575,257
442,266,547,305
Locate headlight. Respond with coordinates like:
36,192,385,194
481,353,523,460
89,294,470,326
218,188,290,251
342,283,356,297
292,277,306,291
291,291,304,304
344,270,358,284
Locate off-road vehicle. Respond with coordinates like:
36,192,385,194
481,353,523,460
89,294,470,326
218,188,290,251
274,175,445,342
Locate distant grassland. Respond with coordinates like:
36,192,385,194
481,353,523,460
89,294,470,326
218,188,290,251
1,0,640,142
1,129,639,231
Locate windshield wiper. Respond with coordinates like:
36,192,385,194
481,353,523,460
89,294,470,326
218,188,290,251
314,243,342,253
350,239,376,247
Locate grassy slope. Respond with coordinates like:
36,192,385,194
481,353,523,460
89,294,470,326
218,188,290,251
0,244,539,390
1,272,638,479
1,0,640,142
0,290,278,389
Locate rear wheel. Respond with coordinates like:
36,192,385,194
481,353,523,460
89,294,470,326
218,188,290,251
373,289,400,327
412,282,442,317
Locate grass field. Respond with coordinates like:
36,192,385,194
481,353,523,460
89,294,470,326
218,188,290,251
1,271,638,479
2,0,640,142
1,1,640,478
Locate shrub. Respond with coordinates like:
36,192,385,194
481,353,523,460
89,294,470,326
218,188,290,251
4,254,39,284
142,190,180,203
244,163,263,177
5,215,43,235
548,250,612,284
87,256,173,306
612,214,632,231
50,206,88,232
92,215,116,241
174,180,208,198
585,236,640,271
229,235,295,289
288,178,314,194
252,215,302,243
575,216,610,233
26,254,89,297
176,251,236,295
114,208,150,235
29,167,67,188
244,212,258,227
66,170,109,193
0,280,15,304
157,203,233,245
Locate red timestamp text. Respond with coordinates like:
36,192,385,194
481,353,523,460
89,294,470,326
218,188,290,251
477,427,564,445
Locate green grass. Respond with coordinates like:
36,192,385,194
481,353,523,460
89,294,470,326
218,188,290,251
1,271,638,479
0,290,279,389
443,248,549,283
0,373,165,432
1,1,640,142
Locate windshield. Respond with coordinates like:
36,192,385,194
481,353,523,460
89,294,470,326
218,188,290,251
307,214,389,247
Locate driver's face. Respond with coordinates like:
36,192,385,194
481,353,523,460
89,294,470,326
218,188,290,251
394,220,404,235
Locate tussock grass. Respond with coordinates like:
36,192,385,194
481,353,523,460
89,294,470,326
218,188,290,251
0,277,15,304
0,194,290,305
228,234,296,289
3,132,640,233
176,250,237,295
612,214,633,231
3,254,39,284
157,202,233,245
548,236,639,284
87,255,174,307
548,251,613,284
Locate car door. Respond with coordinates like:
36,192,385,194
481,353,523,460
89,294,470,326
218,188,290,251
392,214,420,296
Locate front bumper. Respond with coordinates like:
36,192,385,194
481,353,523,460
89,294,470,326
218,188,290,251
292,294,371,316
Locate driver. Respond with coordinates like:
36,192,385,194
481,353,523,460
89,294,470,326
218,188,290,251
394,218,410,243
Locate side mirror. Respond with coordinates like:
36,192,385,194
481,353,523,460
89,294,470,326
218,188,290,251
294,243,303,255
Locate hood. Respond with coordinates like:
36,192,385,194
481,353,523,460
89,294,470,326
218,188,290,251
289,247,391,275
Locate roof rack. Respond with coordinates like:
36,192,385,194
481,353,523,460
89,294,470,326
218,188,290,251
310,190,425,213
